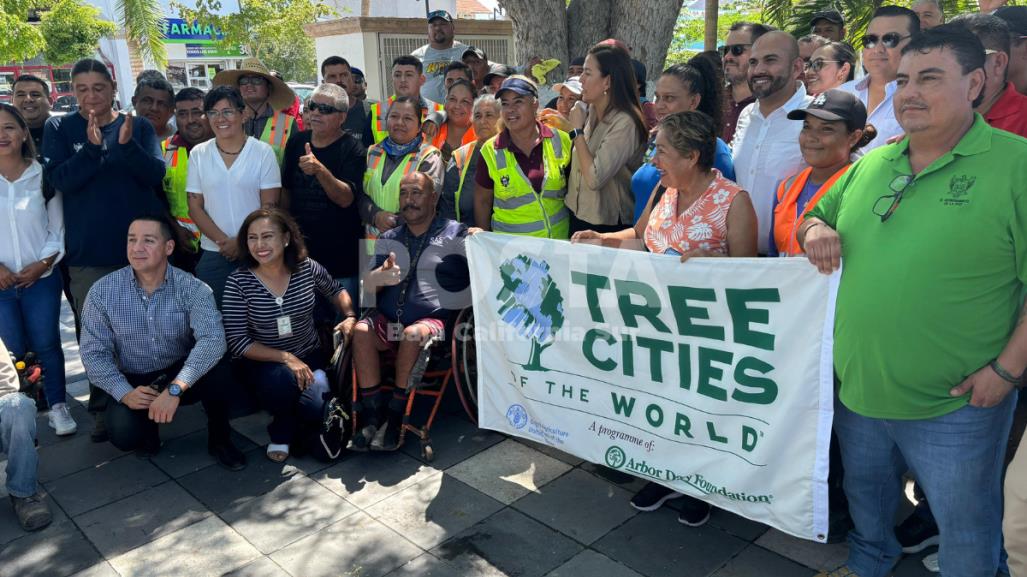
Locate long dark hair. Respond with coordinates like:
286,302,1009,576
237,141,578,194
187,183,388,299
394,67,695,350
0,104,36,162
822,42,857,82
237,208,308,273
661,55,725,138
586,44,647,145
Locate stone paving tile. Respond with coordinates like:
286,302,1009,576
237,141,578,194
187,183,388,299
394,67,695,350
68,561,119,577
312,451,440,509
149,429,257,479
710,544,817,576
593,507,748,577
513,468,638,545
222,557,292,577
178,448,309,513
220,475,358,554
366,472,504,549
35,403,90,448
755,528,849,572
0,490,69,547
400,415,505,469
45,455,169,517
156,402,210,442
431,508,582,577
446,439,572,505
0,517,101,577
66,378,91,406
74,480,211,558
36,432,127,483
578,461,649,493
108,516,261,577
231,411,274,447
383,552,489,577
270,511,422,577
679,504,769,542
515,438,585,467
544,549,645,577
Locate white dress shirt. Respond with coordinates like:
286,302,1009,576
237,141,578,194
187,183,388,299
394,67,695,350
731,84,812,254
838,77,902,152
186,137,281,252
0,161,63,277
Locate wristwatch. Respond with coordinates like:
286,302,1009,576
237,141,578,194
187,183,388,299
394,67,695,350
168,383,184,397
568,128,583,141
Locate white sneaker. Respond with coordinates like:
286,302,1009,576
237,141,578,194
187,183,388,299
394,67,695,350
48,403,78,436
922,552,939,573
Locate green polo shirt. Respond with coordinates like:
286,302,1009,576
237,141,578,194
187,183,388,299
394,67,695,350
807,114,1027,420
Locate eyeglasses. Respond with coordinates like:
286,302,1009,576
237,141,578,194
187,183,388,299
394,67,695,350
238,76,268,87
306,101,343,114
719,43,752,57
805,59,841,72
205,108,239,119
872,175,914,222
862,33,911,50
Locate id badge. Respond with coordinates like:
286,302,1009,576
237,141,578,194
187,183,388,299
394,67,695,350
276,315,293,338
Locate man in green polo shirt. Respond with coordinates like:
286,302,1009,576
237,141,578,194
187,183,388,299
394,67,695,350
799,26,1027,577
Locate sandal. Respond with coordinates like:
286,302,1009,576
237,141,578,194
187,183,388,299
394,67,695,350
266,443,290,462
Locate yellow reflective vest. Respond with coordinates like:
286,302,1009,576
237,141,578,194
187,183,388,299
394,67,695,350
450,141,478,223
362,141,442,238
369,96,444,144
257,110,295,165
160,137,200,250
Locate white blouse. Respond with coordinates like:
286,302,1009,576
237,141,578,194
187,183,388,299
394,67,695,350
0,161,64,278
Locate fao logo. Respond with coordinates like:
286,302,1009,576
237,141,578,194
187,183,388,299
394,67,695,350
605,446,626,469
506,404,528,429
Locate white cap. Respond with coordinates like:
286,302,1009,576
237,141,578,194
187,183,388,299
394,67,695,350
553,76,582,95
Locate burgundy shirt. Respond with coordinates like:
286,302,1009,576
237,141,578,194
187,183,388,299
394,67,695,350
723,92,755,144
474,121,554,192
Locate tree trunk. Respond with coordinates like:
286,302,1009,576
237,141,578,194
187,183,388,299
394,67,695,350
610,0,683,89
499,0,569,77
524,339,547,371
567,0,613,70
704,0,719,52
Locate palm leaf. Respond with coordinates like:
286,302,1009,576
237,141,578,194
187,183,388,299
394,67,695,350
117,0,166,67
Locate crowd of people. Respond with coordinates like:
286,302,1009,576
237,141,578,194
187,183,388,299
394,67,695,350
2,5,1027,577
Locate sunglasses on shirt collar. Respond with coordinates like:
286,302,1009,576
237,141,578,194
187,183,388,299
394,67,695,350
719,43,752,57
862,33,911,50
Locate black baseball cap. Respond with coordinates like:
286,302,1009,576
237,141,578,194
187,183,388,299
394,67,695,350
483,64,516,86
463,46,487,61
995,6,1027,38
810,10,845,28
788,89,867,131
496,75,539,99
428,9,453,23
570,56,585,67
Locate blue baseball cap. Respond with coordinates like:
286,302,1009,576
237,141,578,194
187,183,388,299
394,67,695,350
496,75,539,98
428,10,453,23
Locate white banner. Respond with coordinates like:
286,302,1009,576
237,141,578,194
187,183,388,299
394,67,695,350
467,233,839,542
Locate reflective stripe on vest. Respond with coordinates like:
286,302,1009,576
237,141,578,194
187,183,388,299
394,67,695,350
362,142,439,236
160,138,200,248
451,142,477,222
259,111,293,164
772,165,849,256
481,129,571,239
370,96,445,144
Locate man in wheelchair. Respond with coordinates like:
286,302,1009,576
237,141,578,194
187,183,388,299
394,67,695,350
351,172,471,451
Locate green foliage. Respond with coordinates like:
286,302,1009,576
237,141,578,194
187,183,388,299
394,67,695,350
173,0,334,82
496,255,565,371
118,0,167,67
667,1,763,65
39,0,117,65
0,13,47,63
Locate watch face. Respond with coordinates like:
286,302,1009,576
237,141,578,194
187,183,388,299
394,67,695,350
169,383,182,397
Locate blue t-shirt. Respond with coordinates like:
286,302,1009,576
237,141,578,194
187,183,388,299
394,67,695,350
767,179,821,257
631,136,736,222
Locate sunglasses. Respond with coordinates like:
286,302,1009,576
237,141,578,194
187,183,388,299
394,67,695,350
719,43,752,57
306,101,342,114
872,175,914,222
862,33,910,50
238,76,268,87
805,59,841,72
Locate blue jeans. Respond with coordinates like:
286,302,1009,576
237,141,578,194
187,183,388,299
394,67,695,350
0,393,39,497
195,250,238,310
0,271,66,407
835,393,1016,577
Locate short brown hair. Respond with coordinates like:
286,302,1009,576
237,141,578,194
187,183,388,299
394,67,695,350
659,110,717,171
236,208,308,272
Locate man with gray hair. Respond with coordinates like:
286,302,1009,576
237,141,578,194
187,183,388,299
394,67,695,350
913,0,945,29
281,82,367,299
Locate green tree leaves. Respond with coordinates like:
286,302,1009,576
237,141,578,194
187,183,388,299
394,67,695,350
39,0,117,65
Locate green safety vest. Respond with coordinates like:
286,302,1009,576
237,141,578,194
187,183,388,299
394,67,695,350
450,141,478,223
480,129,571,239
258,110,295,165
369,96,444,145
362,141,441,238
160,138,200,250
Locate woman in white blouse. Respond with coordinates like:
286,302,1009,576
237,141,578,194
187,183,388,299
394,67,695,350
187,85,281,307
0,103,75,435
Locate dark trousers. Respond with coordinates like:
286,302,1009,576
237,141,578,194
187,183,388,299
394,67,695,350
240,353,328,447
569,214,625,235
104,359,235,452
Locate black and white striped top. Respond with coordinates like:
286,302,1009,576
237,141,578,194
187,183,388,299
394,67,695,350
222,258,342,359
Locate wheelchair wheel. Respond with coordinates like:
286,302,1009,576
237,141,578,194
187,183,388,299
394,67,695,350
452,307,478,424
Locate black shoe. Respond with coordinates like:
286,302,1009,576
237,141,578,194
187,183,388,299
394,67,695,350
10,494,52,532
677,496,711,527
90,413,108,443
896,511,939,554
372,409,404,451
630,482,683,512
209,440,247,471
349,424,377,452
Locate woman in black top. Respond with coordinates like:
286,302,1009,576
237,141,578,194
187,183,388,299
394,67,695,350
223,208,356,462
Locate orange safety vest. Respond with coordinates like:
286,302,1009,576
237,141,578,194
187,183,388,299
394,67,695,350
431,122,476,152
370,96,444,144
773,165,849,256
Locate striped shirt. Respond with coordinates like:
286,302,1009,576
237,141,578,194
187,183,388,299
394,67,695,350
223,258,342,359
80,266,226,402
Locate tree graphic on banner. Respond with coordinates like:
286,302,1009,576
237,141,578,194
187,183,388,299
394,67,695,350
496,255,565,372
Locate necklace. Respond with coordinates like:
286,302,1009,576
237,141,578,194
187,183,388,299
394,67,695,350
216,140,244,155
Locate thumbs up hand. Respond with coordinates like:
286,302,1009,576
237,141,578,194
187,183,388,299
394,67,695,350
375,252,403,286
298,141,324,176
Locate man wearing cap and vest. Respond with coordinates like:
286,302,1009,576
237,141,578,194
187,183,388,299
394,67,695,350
359,96,444,241
212,57,297,165
474,75,572,239
367,55,444,145
160,87,213,272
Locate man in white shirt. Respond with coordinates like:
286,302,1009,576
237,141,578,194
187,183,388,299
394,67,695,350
411,10,468,104
731,30,812,255
839,6,920,151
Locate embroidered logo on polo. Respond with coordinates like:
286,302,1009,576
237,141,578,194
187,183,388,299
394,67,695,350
941,174,975,207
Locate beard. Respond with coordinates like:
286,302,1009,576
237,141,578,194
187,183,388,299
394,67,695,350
749,74,790,99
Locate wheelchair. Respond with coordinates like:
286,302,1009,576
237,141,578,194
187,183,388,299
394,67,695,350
329,307,479,462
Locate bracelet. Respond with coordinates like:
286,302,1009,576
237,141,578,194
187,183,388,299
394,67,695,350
989,359,1023,386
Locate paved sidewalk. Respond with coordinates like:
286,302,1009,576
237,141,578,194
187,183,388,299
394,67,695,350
0,303,936,577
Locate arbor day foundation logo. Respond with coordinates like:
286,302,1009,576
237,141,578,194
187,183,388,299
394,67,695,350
605,446,627,469
495,255,565,371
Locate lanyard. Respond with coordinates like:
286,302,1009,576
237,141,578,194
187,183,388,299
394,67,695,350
394,220,438,321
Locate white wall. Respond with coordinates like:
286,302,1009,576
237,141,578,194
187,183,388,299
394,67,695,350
326,0,457,18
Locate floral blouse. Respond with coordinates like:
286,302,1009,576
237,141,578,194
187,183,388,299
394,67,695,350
643,170,743,255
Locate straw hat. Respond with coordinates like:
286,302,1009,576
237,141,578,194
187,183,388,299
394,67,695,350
212,57,296,111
